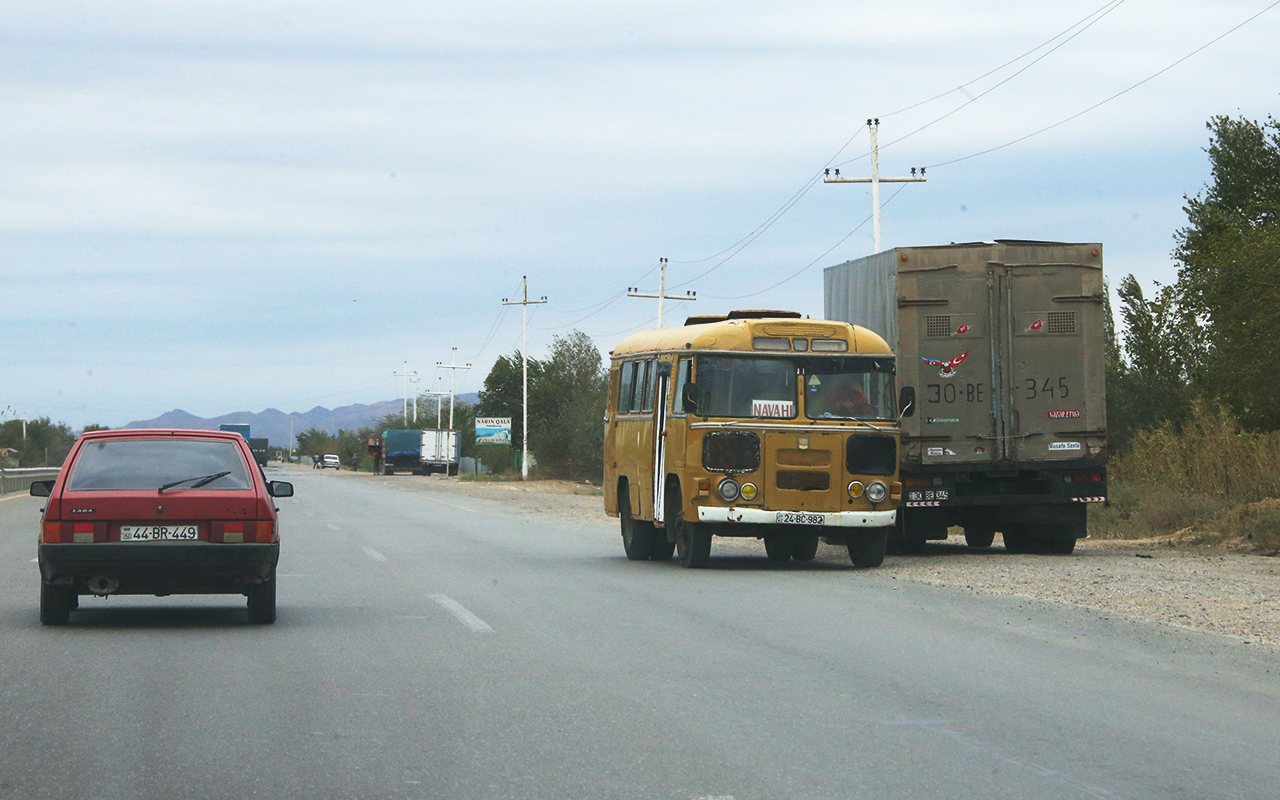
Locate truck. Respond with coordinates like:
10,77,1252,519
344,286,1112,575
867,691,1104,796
824,240,1107,554
218,423,251,440
420,429,460,476
248,437,270,467
375,429,424,475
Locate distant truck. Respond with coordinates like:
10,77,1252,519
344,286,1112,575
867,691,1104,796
218,423,251,440
374,429,424,475
824,240,1107,554
248,437,270,467
420,430,460,476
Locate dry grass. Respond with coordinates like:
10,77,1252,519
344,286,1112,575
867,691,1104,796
1095,405,1280,553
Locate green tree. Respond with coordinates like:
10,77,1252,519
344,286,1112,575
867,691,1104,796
0,417,77,467
1174,114,1280,429
527,331,608,481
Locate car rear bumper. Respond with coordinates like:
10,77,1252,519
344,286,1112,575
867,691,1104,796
38,542,280,594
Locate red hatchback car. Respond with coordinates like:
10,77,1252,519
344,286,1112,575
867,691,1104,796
30,429,294,625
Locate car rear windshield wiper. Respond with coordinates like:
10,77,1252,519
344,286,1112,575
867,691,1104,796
158,471,232,493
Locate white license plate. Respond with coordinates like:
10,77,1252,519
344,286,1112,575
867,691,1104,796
776,512,825,526
120,525,200,542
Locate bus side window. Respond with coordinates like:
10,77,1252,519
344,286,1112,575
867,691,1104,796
618,361,636,414
639,359,654,413
673,357,692,414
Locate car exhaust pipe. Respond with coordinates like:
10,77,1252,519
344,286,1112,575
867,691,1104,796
86,575,119,595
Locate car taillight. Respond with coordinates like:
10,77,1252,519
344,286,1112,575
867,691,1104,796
43,522,64,543
215,521,275,543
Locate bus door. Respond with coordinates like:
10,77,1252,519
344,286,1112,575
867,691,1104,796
652,361,671,524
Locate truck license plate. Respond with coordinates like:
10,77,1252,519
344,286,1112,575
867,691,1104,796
120,525,199,542
776,512,825,526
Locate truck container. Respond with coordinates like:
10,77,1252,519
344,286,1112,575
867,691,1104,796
824,240,1107,554
420,430,460,476
379,429,424,475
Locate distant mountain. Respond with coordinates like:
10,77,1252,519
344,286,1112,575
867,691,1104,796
125,393,481,446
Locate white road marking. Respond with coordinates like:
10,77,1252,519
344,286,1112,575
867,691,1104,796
361,546,388,562
427,497,476,513
429,594,494,633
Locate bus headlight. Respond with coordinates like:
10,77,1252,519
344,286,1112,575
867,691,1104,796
866,481,888,503
739,482,758,501
847,481,865,499
717,478,740,502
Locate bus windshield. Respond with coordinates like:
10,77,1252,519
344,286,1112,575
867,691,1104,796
801,357,896,421
696,356,798,419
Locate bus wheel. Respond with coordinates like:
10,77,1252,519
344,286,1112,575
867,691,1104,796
792,534,819,562
619,488,655,561
764,534,792,561
651,529,676,562
848,528,888,568
668,482,711,568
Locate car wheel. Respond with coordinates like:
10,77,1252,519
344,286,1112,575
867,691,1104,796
791,534,820,562
848,527,888,568
247,580,277,624
619,488,655,561
40,582,73,626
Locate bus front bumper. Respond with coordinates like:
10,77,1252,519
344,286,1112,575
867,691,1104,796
697,507,897,528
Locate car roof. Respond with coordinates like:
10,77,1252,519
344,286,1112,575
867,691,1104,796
77,428,247,442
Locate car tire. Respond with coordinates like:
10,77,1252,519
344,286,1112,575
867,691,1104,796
247,580,277,624
40,582,73,626
848,527,888,568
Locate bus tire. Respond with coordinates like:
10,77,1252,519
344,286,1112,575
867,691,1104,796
651,530,676,561
764,534,792,561
667,481,711,568
619,486,655,561
791,534,819,562
848,527,888,568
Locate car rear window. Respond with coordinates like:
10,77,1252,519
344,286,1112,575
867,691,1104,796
66,438,253,491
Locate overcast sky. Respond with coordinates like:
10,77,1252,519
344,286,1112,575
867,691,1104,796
3,0,1277,431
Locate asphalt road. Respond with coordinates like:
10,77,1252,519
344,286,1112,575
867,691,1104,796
2,467,1278,800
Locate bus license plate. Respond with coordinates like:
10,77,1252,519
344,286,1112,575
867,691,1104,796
120,525,199,542
776,512,825,526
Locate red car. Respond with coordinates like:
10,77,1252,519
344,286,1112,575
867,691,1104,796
30,428,293,625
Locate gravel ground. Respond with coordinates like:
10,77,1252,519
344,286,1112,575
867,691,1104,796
334,468,1280,651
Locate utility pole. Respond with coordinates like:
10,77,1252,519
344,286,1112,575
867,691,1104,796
502,276,547,480
392,362,417,422
409,374,421,423
627,257,695,327
823,119,927,254
435,347,471,431
426,376,449,429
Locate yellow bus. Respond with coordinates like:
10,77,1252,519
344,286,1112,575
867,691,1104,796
603,310,901,568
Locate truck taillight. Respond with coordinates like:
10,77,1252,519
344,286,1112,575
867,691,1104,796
1071,473,1103,483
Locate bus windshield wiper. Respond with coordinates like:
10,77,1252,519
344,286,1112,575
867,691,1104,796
158,471,231,493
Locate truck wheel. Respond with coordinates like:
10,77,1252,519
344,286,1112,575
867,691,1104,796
848,527,888,568
792,534,820,562
1002,527,1033,554
964,527,996,549
247,580,277,624
40,582,73,626
619,488,655,561
1042,536,1077,555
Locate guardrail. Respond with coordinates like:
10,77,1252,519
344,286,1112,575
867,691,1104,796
1,468,61,496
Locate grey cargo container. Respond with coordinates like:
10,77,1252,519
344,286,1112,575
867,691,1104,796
824,241,1107,554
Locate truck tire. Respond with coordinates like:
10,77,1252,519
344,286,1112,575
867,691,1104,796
964,527,996,549
848,527,888,568
1002,527,1033,554
619,486,655,561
